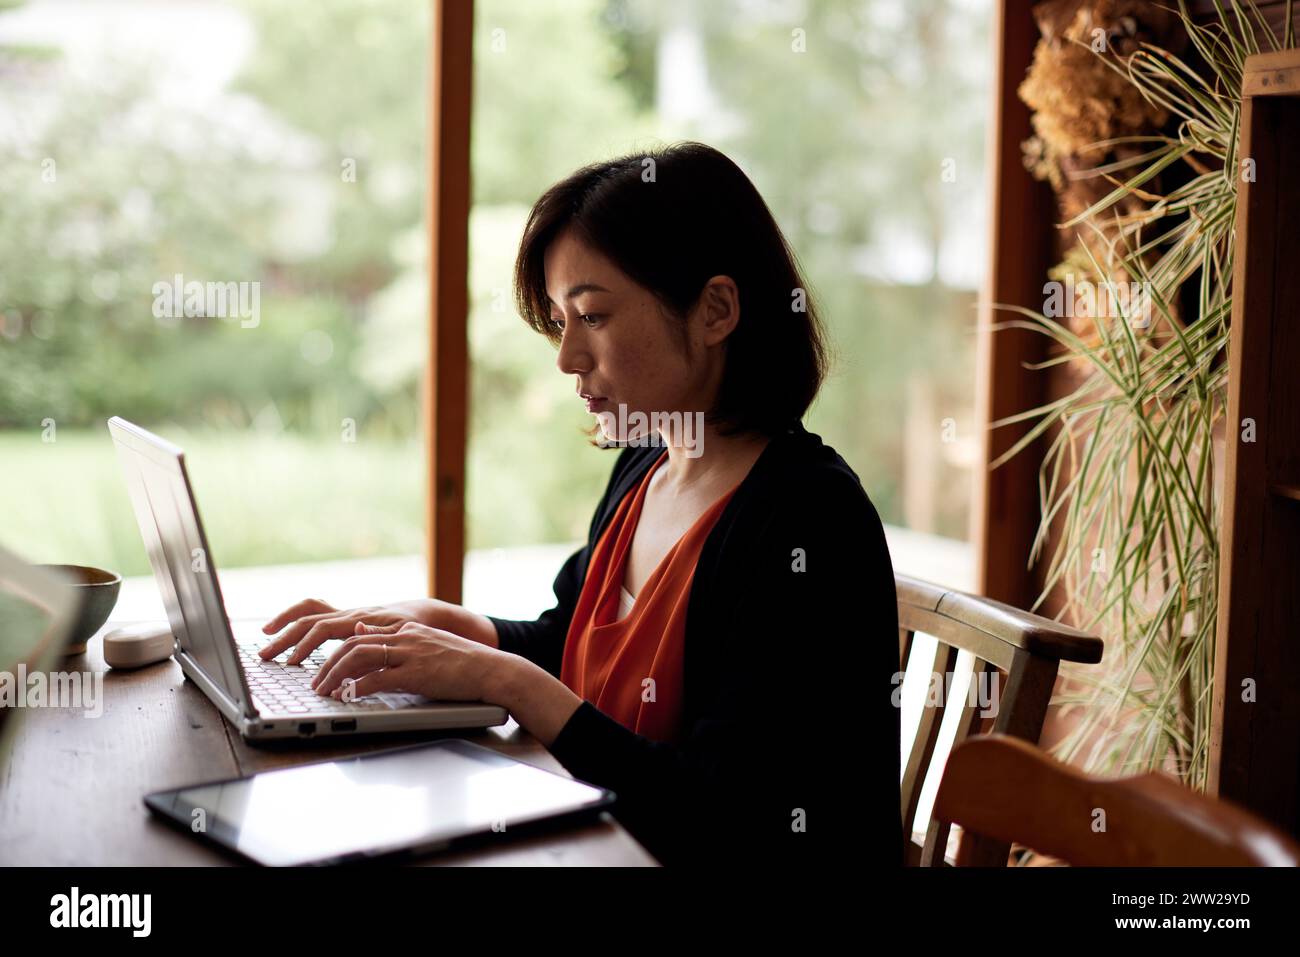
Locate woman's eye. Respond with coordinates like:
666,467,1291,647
549,314,601,331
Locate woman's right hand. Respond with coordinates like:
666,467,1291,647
258,597,498,664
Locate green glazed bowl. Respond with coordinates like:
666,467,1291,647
35,564,122,655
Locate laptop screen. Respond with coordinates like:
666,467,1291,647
108,419,248,709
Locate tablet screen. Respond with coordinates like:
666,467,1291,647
146,740,614,865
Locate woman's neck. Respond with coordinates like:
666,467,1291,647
653,424,773,497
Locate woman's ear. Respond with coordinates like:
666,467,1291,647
698,275,741,346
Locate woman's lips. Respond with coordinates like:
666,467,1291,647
584,396,608,412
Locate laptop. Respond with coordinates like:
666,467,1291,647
0,544,84,765
107,416,508,740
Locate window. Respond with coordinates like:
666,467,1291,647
0,0,430,604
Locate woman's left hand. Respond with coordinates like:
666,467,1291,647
310,620,504,704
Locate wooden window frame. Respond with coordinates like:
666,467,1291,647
1210,47,1300,834
425,0,474,602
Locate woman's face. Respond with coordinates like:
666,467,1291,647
543,227,738,444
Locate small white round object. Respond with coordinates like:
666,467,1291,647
102,623,175,669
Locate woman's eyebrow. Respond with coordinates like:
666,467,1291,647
546,282,612,304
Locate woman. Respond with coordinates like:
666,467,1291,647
259,142,899,866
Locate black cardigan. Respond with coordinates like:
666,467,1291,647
486,420,900,866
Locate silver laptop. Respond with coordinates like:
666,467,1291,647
107,416,508,740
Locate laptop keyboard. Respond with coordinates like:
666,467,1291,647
235,639,421,715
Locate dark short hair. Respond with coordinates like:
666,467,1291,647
513,141,829,438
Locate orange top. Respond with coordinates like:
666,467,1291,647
560,449,742,744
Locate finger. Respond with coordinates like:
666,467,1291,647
311,623,402,687
261,598,335,635
286,614,369,665
314,643,399,697
258,610,340,660
333,666,404,702
396,620,439,639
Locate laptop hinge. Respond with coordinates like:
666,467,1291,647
177,649,258,720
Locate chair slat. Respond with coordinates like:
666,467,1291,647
919,658,992,866
901,641,958,835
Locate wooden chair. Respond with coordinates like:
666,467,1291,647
897,573,1103,866
926,734,1300,866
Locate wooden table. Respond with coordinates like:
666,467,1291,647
0,623,657,866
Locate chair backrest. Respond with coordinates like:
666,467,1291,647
896,574,1103,866
928,734,1300,866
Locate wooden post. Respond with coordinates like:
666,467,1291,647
972,0,1055,608
425,0,474,602
1210,49,1300,836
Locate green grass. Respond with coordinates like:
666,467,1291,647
0,426,426,577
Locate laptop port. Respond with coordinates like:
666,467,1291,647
331,719,357,732
297,722,316,736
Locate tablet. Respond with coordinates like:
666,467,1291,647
144,739,617,865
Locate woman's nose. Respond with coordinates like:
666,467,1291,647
556,325,591,376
